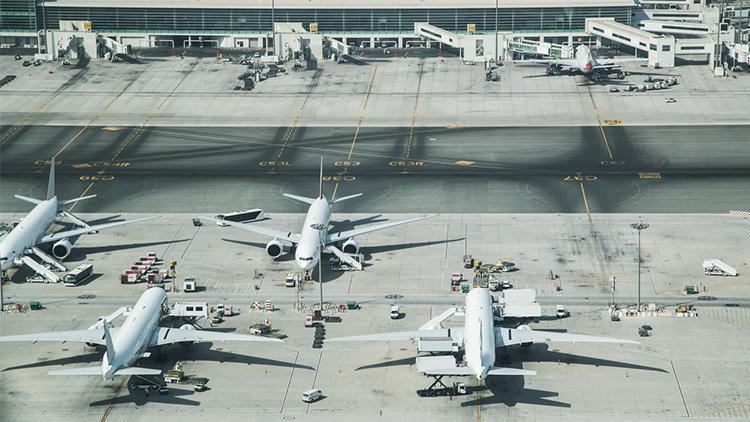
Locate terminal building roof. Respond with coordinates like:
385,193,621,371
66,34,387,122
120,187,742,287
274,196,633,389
43,0,636,9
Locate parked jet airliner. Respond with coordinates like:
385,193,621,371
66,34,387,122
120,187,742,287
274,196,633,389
200,158,436,271
330,288,638,381
0,160,155,282
0,287,282,379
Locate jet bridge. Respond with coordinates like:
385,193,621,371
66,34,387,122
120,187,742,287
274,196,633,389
413,22,505,62
586,18,676,67
506,38,573,59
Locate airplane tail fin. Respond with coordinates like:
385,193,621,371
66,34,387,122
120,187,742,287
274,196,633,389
318,156,324,199
283,193,317,205
330,193,363,204
49,367,103,376
46,159,56,200
102,320,115,364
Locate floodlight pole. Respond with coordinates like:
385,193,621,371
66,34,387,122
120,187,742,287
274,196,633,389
630,221,649,312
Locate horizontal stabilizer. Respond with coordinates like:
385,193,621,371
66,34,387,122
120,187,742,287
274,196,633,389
283,193,316,205
14,194,42,205
49,367,102,376
487,367,537,376
330,193,362,204
114,367,163,376
60,194,97,206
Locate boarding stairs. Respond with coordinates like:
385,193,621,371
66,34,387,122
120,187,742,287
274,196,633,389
20,256,60,283
326,245,362,270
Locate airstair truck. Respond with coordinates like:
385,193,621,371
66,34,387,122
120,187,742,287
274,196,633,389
703,259,738,276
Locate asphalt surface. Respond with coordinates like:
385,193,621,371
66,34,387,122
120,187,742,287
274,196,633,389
1,124,749,214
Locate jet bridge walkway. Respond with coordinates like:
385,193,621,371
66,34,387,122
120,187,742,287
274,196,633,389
414,23,462,48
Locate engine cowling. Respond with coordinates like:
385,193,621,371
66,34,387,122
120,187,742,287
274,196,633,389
52,238,73,260
266,238,282,258
178,324,196,347
342,238,359,255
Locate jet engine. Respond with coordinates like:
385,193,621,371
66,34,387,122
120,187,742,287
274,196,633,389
52,238,73,260
266,238,283,258
342,238,359,255
178,323,196,347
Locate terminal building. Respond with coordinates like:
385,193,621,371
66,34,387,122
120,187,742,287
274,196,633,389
0,0,748,70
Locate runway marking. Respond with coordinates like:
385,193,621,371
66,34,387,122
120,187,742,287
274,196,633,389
67,182,95,212
671,360,691,417
276,70,322,161
579,181,609,287
306,351,325,414
279,351,300,413
331,66,378,200
585,86,615,160
53,126,87,159
639,172,662,179
404,60,425,165
137,127,521,173
100,377,127,421
476,379,481,422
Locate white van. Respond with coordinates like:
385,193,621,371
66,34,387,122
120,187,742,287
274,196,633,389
302,389,323,402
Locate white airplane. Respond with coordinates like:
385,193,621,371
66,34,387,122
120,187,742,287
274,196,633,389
0,161,155,282
200,158,436,271
520,44,644,80
0,287,283,379
329,288,638,381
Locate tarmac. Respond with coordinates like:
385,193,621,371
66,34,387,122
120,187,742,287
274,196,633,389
1,50,749,421
0,213,749,421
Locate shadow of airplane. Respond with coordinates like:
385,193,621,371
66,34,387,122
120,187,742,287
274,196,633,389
220,238,297,262
461,377,570,408
65,239,191,262
355,356,416,371
89,384,201,407
152,343,315,371
329,215,388,232
3,351,103,372
503,343,668,373
362,237,465,257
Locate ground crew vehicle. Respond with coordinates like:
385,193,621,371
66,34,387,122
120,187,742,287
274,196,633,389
63,264,94,286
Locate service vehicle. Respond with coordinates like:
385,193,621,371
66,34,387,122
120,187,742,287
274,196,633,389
556,305,570,318
302,389,323,403
390,305,401,319
215,209,264,226
63,264,94,286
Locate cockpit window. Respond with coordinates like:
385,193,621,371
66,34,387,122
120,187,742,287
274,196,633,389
300,257,314,261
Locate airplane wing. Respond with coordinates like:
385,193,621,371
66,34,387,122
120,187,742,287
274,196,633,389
39,216,158,244
326,215,437,243
515,58,578,66
597,58,646,65
327,328,452,342
149,327,283,347
198,216,300,244
0,329,108,345
495,327,639,348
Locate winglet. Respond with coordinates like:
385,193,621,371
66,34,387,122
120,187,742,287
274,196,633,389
102,320,115,364
318,156,324,199
47,159,56,200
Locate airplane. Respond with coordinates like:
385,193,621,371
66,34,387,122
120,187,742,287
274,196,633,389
199,158,436,271
0,287,283,379
329,288,638,381
0,160,156,282
518,44,645,82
